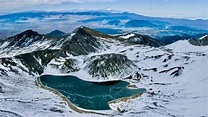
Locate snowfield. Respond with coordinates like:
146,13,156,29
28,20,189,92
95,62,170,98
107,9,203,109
0,39,208,117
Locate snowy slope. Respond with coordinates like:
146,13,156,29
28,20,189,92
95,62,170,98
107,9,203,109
0,27,208,117
109,40,208,117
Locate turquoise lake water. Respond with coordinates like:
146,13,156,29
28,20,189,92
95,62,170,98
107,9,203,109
39,75,146,110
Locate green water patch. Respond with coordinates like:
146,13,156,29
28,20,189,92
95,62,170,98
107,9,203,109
39,75,146,110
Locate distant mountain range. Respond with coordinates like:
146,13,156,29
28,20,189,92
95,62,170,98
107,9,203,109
0,10,207,39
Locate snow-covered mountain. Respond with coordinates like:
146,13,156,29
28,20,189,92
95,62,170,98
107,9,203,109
117,33,165,47
0,26,207,117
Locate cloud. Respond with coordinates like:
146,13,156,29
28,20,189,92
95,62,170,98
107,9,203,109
0,0,116,10
0,0,76,10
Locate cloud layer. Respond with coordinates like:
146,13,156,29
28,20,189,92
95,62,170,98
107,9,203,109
0,0,115,9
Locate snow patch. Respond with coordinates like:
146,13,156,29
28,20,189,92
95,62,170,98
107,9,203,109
120,33,135,39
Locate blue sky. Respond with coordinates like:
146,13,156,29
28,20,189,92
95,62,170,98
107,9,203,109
0,0,208,19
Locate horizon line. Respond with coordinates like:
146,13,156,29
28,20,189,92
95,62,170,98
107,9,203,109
0,9,208,21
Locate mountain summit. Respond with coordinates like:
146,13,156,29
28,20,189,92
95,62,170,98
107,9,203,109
61,26,106,55
46,30,66,37
5,30,43,47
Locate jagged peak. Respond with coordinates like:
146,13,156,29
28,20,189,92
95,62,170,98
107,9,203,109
73,26,88,33
73,26,115,39
3,29,43,47
17,30,40,37
6,30,41,41
73,26,95,34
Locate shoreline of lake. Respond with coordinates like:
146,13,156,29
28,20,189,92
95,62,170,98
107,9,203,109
36,75,146,115
36,77,113,116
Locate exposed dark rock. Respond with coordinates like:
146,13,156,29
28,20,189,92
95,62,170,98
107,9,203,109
163,54,174,62
0,58,20,76
153,83,172,85
0,58,17,67
117,107,125,113
182,56,190,61
200,35,208,46
144,68,157,72
5,30,43,48
15,49,62,75
146,54,163,59
125,72,144,82
153,102,158,107
49,107,64,113
188,35,208,46
170,68,182,77
0,86,4,93
188,38,201,46
61,26,105,55
0,68,8,76
164,64,168,67
87,53,136,79
127,34,165,47
159,66,184,77
53,58,80,73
